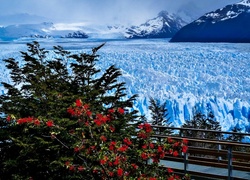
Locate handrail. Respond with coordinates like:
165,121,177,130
150,125,250,180
151,125,250,136
151,135,250,147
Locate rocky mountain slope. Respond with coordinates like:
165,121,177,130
125,11,187,39
170,0,250,42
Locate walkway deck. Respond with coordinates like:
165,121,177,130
161,160,250,180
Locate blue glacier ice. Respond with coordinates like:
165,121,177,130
0,38,250,133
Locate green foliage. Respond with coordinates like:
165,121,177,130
226,126,244,142
149,97,172,135
149,97,170,126
181,110,221,148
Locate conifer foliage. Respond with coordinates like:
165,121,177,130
0,42,188,180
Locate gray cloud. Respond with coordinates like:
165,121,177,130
0,0,240,25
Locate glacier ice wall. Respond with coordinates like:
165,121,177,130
0,39,250,132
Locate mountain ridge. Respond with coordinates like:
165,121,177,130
124,11,187,39
170,0,250,42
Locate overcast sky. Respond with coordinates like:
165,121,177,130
0,0,240,25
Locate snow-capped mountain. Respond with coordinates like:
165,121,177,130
125,11,187,39
170,0,250,42
0,22,89,40
0,11,187,40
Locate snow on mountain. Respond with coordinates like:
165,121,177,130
125,11,187,39
0,22,90,40
0,10,187,40
0,22,55,40
170,0,250,42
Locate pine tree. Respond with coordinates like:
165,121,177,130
0,41,138,179
149,97,172,135
182,110,221,148
226,126,244,142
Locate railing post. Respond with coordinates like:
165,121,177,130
218,132,222,161
227,145,233,180
180,129,183,137
184,151,188,174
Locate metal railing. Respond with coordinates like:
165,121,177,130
150,126,250,180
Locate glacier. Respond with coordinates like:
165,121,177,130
0,38,250,133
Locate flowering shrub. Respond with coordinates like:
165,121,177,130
7,99,189,179
1,42,189,179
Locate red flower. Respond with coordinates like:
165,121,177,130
144,123,152,133
33,119,40,126
117,168,123,177
142,144,147,149
93,169,98,173
149,178,157,180
46,120,54,127
17,118,27,124
183,138,188,145
6,115,11,122
173,151,179,157
123,138,132,146
99,156,108,165
118,145,128,152
86,110,92,117
100,135,107,142
109,126,115,132
137,132,147,139
109,171,114,177
108,108,115,113
78,166,84,171
173,142,179,147
141,152,149,160
100,159,107,165
75,99,82,107
26,117,33,123
113,156,120,166
168,137,173,143
158,145,163,153
149,143,154,149
131,163,138,169
117,107,125,114
74,147,79,152
109,141,116,151
67,107,75,116
69,165,75,171
83,104,89,110
138,123,152,133
167,168,174,173
182,145,188,153
94,119,102,126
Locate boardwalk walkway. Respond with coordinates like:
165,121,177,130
161,160,250,180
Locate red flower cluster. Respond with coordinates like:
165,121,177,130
93,113,110,126
138,123,152,133
16,98,189,179
123,138,132,146
67,100,91,117
46,120,54,127
15,117,44,127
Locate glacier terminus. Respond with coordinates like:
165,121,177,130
0,38,250,134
